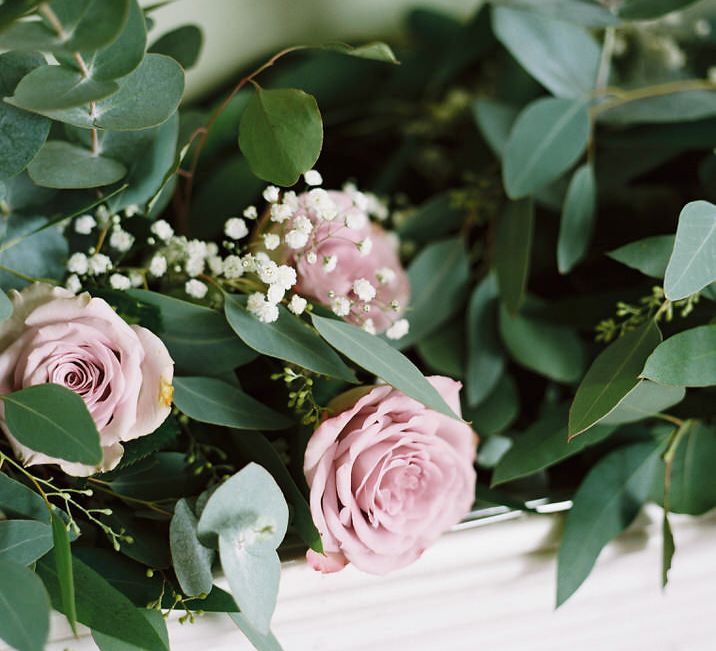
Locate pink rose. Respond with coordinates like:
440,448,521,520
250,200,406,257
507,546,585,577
280,189,410,334
0,283,174,476
304,376,477,574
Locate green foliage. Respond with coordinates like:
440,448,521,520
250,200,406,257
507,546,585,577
3,384,102,465
50,509,77,635
0,558,50,651
641,325,716,387
0,290,12,321
0,473,49,523
28,141,126,189
93,610,169,651
600,381,685,425
322,41,399,64
150,25,203,70
466,373,519,436
312,314,458,419
557,440,663,606
557,163,596,274
494,199,533,313
618,0,702,19
668,422,716,515
0,520,53,565
607,235,675,279
170,498,215,597
174,376,293,430
239,87,323,186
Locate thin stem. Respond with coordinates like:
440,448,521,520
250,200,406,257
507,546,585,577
595,27,616,91
654,413,685,427
0,263,51,284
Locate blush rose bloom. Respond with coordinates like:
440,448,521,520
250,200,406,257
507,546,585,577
304,376,477,574
286,190,410,334
0,283,174,476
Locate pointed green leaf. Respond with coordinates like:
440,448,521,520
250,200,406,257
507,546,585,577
3,383,103,465
466,273,504,406
668,422,716,515
503,97,590,199
311,314,458,419
597,90,716,126
568,321,662,437
229,613,285,651
662,510,675,588
50,509,77,635
641,325,716,387
664,201,716,301
170,499,215,597
471,97,519,159
224,297,357,383
0,473,49,523
558,162,596,274
27,141,126,189
607,234,674,278
619,0,701,20
173,376,292,430
0,559,50,651
557,441,663,606
93,610,169,651
322,41,399,64
491,6,600,98
465,373,518,436
0,520,53,565
494,199,533,313
239,87,323,186
600,380,685,425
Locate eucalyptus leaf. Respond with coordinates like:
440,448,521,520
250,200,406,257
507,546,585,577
396,237,469,349
417,319,465,379
396,193,466,243
50,509,77,635
668,422,716,515
149,25,203,69
224,297,357,383
641,325,716,387
662,511,674,589
494,199,533,313
664,200,716,301
491,6,600,98
499,304,585,384
28,141,126,189
607,235,674,278
497,0,619,26
465,373,518,436
170,499,214,597
238,87,323,186
0,290,12,321
465,273,504,406
3,383,103,465
557,440,663,607
471,98,519,159
323,41,399,64
503,97,590,199
128,289,257,375
312,314,458,419
93,610,169,651
0,52,50,180
49,0,131,52
173,376,293,430
0,473,49,523
568,321,662,437
619,0,701,20
0,520,53,565
229,613,285,651
558,163,596,274
0,558,50,651
600,381,685,425
597,90,716,126
492,407,615,487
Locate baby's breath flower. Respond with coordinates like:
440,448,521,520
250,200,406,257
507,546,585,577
267,284,285,304
65,274,82,294
353,278,376,302
95,205,110,224
357,237,373,256
345,210,368,230
285,229,309,249
124,204,141,217
307,188,337,221
243,205,258,219
304,169,323,186
109,227,134,252
376,267,396,285
207,255,223,275
247,292,279,323
263,186,280,203
275,265,297,290
150,220,174,242
129,271,144,287
224,217,249,240
149,254,167,277
282,191,299,210
293,215,313,234
288,294,307,315
67,252,89,275
323,255,337,272
223,255,244,279
306,251,318,264
257,259,279,285
270,203,294,223
74,215,96,235
109,273,131,290
386,318,409,340
185,279,208,299
331,296,351,317
263,233,280,251
362,318,376,335
185,256,205,277
87,253,112,275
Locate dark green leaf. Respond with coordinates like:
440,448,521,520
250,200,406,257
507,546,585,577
9,64,118,111
37,554,168,651
396,193,466,243
0,558,50,651
641,325,716,387
597,90,716,126
466,273,504,406
0,52,50,180
600,381,685,425
93,610,169,651
471,98,519,158
662,511,674,588
149,25,203,69
311,314,457,419
568,321,662,437
417,319,465,379
607,235,674,278
503,97,590,199
51,0,131,52
0,473,49,523
494,199,533,313
115,417,180,470
492,408,615,486
557,440,663,606
239,87,323,186
0,520,53,565
128,289,257,375
3,383,102,466
619,0,701,20
174,376,292,430
322,41,399,64
395,237,469,349
491,6,600,98
105,452,199,501
668,422,716,515
499,304,585,383
664,200,716,301
50,509,77,635
28,141,126,189
465,373,518,436
170,499,214,597
558,163,596,274
225,297,357,383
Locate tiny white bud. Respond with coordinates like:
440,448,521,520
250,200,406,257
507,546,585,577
87,253,112,275
109,227,134,252
357,237,373,256
263,233,280,251
331,296,351,317
306,251,317,264
185,278,208,299
288,294,307,315
386,318,409,340
65,274,82,294
263,186,280,203
376,267,396,285
303,169,323,186
149,254,167,277
361,318,376,335
129,271,144,287
223,255,244,279
285,229,309,249
224,217,249,240
109,273,131,290
353,278,376,302
74,215,96,235
150,219,174,242
67,252,89,275
124,204,141,217
243,205,258,219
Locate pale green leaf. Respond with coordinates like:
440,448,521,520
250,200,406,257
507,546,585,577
668,422,716,515
600,380,685,425
50,509,77,635
641,325,716,387
471,97,519,158
170,499,214,597
619,0,701,20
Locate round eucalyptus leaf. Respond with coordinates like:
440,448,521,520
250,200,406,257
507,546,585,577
28,141,126,189
149,25,203,70
239,87,323,186
48,0,131,52
9,65,118,111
